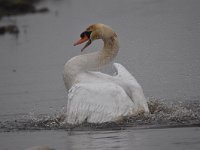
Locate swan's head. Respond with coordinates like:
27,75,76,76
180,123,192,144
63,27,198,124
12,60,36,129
74,23,117,51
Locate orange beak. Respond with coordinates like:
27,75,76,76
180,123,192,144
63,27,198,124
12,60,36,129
73,35,89,46
73,35,92,52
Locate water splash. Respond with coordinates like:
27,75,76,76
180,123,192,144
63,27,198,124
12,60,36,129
0,98,200,132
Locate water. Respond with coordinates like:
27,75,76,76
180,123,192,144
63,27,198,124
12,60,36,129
0,127,200,150
0,0,200,149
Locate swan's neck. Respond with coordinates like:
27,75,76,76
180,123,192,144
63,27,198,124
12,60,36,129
64,35,119,89
97,36,119,68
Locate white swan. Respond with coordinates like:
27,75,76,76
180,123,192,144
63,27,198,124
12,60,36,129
63,23,149,124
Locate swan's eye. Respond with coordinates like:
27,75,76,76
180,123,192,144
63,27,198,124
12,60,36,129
80,31,92,39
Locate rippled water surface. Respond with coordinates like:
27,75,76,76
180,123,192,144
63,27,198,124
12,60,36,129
1,127,200,150
0,0,200,149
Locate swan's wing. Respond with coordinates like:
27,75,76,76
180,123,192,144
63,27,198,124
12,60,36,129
113,63,140,87
66,82,136,124
113,63,149,113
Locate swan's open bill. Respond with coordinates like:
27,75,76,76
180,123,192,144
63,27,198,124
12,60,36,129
63,23,149,124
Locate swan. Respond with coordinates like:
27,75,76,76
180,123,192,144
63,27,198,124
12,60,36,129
63,23,149,124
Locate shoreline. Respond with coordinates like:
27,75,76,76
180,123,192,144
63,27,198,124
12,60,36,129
0,0,49,35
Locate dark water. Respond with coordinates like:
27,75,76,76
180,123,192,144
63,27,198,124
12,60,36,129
0,0,200,149
0,98,200,132
0,99,199,150
1,127,200,150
